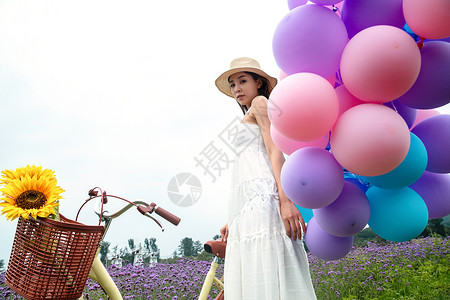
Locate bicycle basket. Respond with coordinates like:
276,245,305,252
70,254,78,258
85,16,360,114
5,214,104,300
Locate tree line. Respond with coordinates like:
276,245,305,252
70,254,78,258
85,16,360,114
2,218,445,270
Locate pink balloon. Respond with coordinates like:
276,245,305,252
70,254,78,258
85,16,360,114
279,69,288,81
271,124,329,155
331,104,411,176
340,25,421,103
403,0,450,39
327,74,336,87
410,109,440,130
335,85,365,121
269,73,339,141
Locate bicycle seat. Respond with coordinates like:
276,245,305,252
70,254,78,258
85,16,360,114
204,240,227,259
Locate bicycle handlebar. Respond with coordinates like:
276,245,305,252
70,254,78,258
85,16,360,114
85,188,181,232
137,202,181,226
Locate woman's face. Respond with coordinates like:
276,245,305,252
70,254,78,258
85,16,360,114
228,72,261,107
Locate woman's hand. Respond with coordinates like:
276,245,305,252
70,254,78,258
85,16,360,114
279,198,306,241
220,223,229,242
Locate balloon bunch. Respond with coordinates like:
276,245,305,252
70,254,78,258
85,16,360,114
271,0,450,261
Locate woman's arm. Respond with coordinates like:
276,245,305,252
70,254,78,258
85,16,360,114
251,96,306,241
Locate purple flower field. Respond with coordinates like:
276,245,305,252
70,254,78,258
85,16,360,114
1,237,448,299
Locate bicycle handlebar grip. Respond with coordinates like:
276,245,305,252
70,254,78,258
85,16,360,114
154,205,181,226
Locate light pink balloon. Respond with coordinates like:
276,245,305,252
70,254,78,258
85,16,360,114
403,0,450,39
271,124,329,155
280,70,335,86
279,69,288,81
269,72,339,141
331,104,410,176
335,85,365,121
410,109,440,130
340,25,421,103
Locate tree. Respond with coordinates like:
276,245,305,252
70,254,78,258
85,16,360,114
111,245,118,256
421,218,447,237
120,246,133,265
99,241,111,265
172,249,179,258
144,237,160,259
196,250,214,262
128,238,136,265
177,237,203,257
353,227,385,247
194,240,203,255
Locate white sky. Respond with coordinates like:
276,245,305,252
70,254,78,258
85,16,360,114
0,0,288,262
0,0,448,263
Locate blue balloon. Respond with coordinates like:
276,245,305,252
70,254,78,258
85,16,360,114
366,187,428,242
295,204,313,223
363,133,427,189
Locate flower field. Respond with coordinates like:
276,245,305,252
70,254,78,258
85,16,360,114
1,237,448,299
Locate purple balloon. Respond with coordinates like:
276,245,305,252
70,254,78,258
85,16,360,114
273,4,348,78
341,0,405,39
281,147,344,209
397,41,450,109
310,0,342,5
409,171,450,219
287,0,307,10
305,217,354,261
313,182,370,237
411,115,450,173
383,100,418,128
427,37,450,44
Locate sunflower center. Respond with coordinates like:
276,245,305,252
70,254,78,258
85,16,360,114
15,190,47,210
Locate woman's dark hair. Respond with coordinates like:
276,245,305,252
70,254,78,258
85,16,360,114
238,72,271,115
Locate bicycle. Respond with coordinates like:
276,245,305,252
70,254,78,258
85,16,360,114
198,239,226,300
75,187,181,300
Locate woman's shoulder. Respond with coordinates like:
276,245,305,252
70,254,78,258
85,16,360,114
250,96,269,117
252,95,269,107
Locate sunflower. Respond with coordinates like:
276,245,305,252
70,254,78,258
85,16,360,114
0,166,64,221
1,165,56,184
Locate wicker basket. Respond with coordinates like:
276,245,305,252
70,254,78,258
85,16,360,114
5,214,104,300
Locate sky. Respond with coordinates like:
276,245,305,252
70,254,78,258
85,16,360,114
0,0,449,263
0,0,288,262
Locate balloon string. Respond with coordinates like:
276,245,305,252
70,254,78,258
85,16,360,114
389,101,398,114
417,37,425,49
335,70,343,86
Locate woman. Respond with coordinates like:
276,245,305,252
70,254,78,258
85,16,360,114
215,57,316,299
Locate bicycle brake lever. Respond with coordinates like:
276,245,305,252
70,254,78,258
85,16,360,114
137,204,164,231
137,203,156,214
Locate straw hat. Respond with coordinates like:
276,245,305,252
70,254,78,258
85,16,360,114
215,57,278,98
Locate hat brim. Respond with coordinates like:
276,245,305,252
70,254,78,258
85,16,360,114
215,67,278,98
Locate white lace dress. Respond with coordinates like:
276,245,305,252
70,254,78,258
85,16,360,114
224,116,317,300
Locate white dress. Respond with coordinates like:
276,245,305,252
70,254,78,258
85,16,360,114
224,113,317,300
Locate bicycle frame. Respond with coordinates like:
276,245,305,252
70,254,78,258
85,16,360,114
198,256,224,300
76,188,180,300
